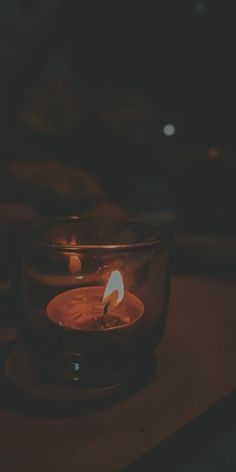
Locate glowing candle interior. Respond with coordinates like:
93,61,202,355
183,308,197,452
46,270,144,331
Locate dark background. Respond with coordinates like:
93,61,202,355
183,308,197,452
1,3,236,471
1,0,236,253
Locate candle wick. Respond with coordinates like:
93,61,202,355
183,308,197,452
103,301,110,316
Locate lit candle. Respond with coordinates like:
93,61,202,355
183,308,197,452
46,270,144,332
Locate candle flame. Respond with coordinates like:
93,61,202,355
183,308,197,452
103,270,124,309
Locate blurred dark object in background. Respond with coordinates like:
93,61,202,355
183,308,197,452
0,0,236,293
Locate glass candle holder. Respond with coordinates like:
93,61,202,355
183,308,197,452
18,217,172,397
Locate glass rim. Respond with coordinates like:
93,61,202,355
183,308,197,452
22,216,173,253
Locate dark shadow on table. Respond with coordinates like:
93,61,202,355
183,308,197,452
123,388,236,471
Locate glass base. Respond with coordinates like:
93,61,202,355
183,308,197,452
5,345,156,403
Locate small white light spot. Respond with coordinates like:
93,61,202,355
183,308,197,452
163,123,176,137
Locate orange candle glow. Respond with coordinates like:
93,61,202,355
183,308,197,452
46,271,144,331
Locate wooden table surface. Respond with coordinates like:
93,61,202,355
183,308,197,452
0,274,236,472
